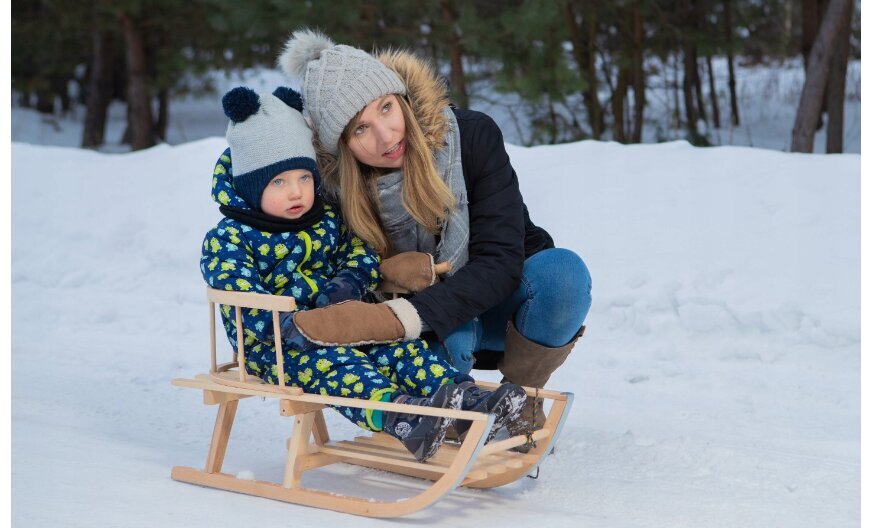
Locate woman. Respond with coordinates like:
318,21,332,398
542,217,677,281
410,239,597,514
279,29,591,442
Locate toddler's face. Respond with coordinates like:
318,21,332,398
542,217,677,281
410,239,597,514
260,169,315,219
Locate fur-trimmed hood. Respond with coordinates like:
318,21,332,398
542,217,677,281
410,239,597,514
375,49,450,152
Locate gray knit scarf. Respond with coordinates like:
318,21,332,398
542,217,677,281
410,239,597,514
375,107,469,276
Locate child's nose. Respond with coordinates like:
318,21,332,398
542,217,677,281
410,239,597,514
287,183,302,198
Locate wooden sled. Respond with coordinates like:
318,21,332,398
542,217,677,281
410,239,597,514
171,287,574,517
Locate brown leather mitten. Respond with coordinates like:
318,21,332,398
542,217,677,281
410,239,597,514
379,252,437,292
292,299,422,347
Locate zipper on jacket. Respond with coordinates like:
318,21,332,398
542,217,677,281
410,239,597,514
296,232,319,294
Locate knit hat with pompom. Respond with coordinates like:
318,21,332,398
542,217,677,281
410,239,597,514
222,86,320,210
277,28,406,155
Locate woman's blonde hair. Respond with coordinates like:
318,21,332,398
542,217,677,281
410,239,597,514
320,95,456,256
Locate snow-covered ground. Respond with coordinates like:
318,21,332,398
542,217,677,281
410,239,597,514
11,131,860,525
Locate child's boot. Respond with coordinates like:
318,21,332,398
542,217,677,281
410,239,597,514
453,381,527,442
383,383,464,462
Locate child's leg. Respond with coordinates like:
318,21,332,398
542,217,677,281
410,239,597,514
367,339,470,396
246,344,398,432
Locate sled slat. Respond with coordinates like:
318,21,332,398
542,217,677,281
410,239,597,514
479,428,552,456
207,288,297,311
319,444,448,474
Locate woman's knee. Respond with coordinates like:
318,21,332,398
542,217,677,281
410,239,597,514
515,248,592,345
523,248,591,307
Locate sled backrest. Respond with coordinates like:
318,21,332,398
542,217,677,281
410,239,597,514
206,287,297,386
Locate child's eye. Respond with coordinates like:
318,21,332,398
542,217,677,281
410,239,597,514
300,174,311,182
272,178,284,186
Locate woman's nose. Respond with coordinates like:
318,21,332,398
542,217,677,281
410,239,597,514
373,122,393,144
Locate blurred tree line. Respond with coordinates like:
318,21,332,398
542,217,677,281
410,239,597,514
12,0,860,152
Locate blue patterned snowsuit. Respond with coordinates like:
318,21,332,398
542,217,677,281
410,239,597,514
200,150,460,431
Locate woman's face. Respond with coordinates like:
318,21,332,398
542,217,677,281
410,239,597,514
345,95,406,169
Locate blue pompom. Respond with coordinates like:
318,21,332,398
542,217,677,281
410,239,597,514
272,87,303,112
222,87,260,123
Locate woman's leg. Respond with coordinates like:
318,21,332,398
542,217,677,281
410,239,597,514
434,248,591,372
430,318,483,375
480,247,591,349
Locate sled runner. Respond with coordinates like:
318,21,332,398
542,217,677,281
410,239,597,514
171,287,574,517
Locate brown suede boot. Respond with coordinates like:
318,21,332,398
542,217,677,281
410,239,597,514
499,323,585,452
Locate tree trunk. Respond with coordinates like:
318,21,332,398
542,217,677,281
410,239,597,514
630,4,645,142
693,54,707,125
826,0,852,153
563,1,603,138
803,0,830,129
441,0,468,108
691,0,707,124
119,12,155,150
682,43,699,137
791,0,852,152
36,90,54,114
82,25,114,148
801,0,819,69
672,53,682,129
706,55,721,128
155,88,169,142
680,0,700,139
52,76,71,113
723,0,740,126
611,67,629,143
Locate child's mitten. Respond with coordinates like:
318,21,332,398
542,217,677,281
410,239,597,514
314,270,365,307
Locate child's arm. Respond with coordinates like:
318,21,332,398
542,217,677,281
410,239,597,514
200,223,276,344
314,220,381,307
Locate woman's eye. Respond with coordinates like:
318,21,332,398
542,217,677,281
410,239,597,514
382,102,392,112
354,125,366,136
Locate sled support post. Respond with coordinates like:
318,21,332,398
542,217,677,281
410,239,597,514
234,306,245,382
312,410,329,445
272,311,285,388
209,301,217,374
283,412,316,488
205,400,239,473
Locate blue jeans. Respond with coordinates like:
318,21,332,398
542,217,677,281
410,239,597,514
433,248,592,374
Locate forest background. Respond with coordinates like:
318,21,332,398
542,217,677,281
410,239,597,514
11,0,861,153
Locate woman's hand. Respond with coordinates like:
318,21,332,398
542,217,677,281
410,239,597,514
378,252,452,292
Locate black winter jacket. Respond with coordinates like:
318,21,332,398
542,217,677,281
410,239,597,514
409,108,554,339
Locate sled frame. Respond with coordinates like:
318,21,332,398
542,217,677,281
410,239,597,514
171,287,574,517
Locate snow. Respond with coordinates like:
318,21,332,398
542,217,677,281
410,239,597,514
10,126,860,526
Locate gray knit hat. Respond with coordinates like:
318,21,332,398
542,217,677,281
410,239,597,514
222,86,320,210
277,29,406,155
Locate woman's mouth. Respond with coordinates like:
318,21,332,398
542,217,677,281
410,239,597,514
383,140,405,160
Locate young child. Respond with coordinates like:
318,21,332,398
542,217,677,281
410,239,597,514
200,86,525,461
